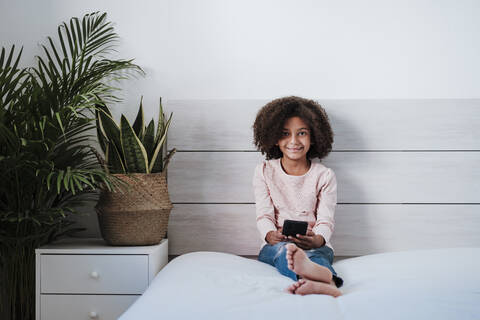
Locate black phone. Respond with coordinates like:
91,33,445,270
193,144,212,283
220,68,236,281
282,220,308,237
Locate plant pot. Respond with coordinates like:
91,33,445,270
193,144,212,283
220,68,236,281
95,173,173,246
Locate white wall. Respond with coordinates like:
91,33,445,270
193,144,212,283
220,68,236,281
1,0,479,237
1,0,480,109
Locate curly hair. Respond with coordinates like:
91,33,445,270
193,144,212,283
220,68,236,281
253,96,334,160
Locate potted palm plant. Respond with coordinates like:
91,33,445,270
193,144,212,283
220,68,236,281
94,98,176,246
0,12,140,320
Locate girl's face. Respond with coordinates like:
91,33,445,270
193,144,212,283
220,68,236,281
277,116,311,162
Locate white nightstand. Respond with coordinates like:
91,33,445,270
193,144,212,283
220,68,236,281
35,238,168,320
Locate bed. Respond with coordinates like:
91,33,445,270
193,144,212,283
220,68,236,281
118,99,479,319
119,247,480,320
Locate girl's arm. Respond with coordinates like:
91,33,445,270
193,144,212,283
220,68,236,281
253,162,277,242
312,168,338,246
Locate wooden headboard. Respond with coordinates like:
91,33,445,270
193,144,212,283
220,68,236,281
166,99,480,257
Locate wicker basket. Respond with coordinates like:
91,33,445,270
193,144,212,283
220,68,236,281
95,173,173,246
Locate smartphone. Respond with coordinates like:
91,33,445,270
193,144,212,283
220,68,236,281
282,220,308,238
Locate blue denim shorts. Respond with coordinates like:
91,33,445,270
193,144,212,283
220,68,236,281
258,242,343,288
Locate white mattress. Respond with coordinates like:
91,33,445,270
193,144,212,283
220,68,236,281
119,247,480,320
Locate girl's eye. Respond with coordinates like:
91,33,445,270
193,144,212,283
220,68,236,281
298,131,308,136
282,132,289,136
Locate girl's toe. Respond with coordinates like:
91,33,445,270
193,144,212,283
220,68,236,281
285,284,296,294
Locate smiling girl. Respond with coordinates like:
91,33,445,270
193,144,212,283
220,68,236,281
252,96,343,296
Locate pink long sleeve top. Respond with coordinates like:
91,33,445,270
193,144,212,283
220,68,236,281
253,158,338,250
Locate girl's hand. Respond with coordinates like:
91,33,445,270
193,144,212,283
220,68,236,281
288,231,325,250
265,229,287,245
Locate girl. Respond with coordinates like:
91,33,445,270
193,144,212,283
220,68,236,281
252,96,343,297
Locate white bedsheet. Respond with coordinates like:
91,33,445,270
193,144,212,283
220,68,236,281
119,247,480,320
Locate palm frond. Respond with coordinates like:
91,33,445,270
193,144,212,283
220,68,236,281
0,46,28,110
36,12,143,107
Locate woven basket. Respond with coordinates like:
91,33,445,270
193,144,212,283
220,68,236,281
95,173,173,246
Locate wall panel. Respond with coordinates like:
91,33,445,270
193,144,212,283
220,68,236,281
167,99,480,151
169,152,480,203
168,204,480,256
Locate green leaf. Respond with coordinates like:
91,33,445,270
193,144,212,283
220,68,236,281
95,112,107,154
95,101,113,117
149,112,173,173
73,176,83,192
69,177,76,195
46,172,54,190
55,112,65,135
143,119,155,159
97,108,122,156
120,115,148,173
95,103,113,154
132,96,145,139
106,141,126,174
69,18,79,57
56,170,64,194
76,174,95,189
57,23,70,69
155,97,165,145
0,46,5,65
0,46,27,110
64,167,71,191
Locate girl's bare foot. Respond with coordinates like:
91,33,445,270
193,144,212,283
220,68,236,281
285,281,302,294
292,279,342,297
285,243,333,283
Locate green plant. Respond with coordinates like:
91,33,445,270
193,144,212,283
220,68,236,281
95,98,176,174
0,12,141,320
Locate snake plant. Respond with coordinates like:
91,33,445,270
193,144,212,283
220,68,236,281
96,98,175,174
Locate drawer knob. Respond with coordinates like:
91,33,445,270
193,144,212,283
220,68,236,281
90,271,99,279
89,311,98,319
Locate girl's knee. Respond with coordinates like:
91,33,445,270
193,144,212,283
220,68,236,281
273,242,289,261
259,242,289,264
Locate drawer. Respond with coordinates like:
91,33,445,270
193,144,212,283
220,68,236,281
40,255,148,294
41,294,138,320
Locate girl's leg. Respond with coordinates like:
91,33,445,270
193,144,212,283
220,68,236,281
306,246,343,288
284,244,343,296
258,242,297,281
285,243,333,283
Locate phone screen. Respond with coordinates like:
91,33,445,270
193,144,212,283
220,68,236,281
282,220,308,237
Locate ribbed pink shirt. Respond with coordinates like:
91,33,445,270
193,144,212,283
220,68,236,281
253,158,337,250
